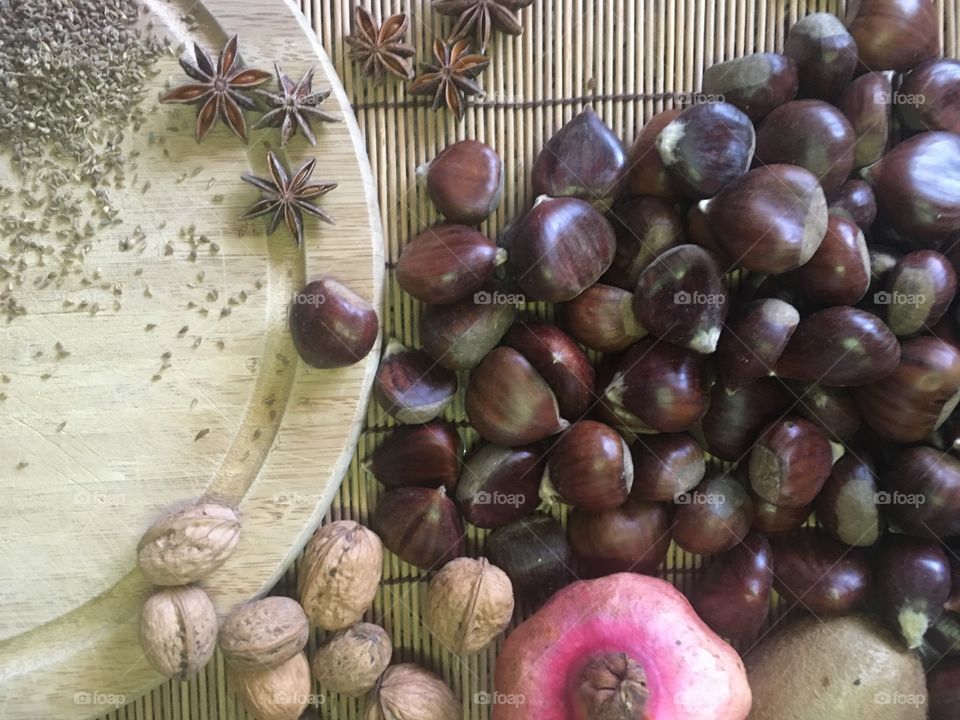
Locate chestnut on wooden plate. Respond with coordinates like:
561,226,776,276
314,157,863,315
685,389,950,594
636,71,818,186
289,278,379,369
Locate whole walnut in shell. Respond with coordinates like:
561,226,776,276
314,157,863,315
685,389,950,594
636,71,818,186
426,557,514,654
298,520,383,631
139,585,218,680
229,651,312,720
311,622,392,696
219,596,309,670
137,501,241,585
364,663,459,720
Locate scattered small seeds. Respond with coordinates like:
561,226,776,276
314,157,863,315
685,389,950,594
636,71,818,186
194,428,210,441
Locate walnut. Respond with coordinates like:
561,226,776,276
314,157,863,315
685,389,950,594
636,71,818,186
426,557,514,654
297,520,383,631
219,596,309,671
364,664,459,720
229,651,312,720
139,585,218,680
137,501,241,585
311,622,392,696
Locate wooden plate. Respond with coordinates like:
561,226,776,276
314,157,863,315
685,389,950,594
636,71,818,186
0,0,383,717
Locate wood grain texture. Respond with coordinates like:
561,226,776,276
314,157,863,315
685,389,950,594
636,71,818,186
0,0,383,717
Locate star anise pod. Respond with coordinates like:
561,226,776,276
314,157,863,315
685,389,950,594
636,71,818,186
254,64,338,147
240,152,337,247
344,6,416,85
432,0,534,51
161,35,271,143
409,38,489,120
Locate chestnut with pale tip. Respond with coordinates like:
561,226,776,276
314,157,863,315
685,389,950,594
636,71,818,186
622,108,684,199
749,416,834,508
829,179,878,229
700,378,792,461
783,12,858,101
672,472,754,556
419,293,515,370
560,283,646,353
371,486,465,570
629,432,705,503
289,278,379,369
898,59,960,135
374,340,458,424
603,196,685,290
880,250,957,336
423,139,503,225
837,72,895,170
816,454,882,547
750,493,812,536
542,420,634,511
792,382,862,442
845,0,940,73
568,498,671,577
880,446,960,538
455,443,544,529
717,298,799,390
366,420,461,491
700,53,798,121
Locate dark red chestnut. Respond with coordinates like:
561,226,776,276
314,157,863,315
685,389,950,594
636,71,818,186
560,284,646,353
816,454,882,546
420,294,515,370
898,59,960,135
371,486,465,570
770,533,871,614
630,433,706,502
396,224,505,304
700,53,798,121
367,421,461,491
531,108,627,204
880,250,957,336
289,278,379,369
424,140,503,225
455,443,544,529
828,179,878,229
929,661,960,720
603,196,685,289
672,472,753,555
780,214,871,306
754,100,855,195
622,109,684,200
655,102,755,199
750,493,812,535
837,71,894,169
792,383,862,442
508,196,616,302
487,513,574,605
717,298,799,390
568,499,671,577
374,340,458,423
686,203,736,270
784,12,858,101
699,378,792,462
699,164,828,274
543,420,633,511
880,446,960,538
748,416,834,508
845,0,940,72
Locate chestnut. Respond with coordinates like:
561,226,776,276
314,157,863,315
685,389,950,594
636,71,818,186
622,108,684,200
700,53,798,121
828,179,878,229
783,13,857,102
420,293,515,370
465,346,569,446
531,108,626,205
880,446,960,538
867,244,902,297
655,102,755,199
568,499,671,577
898,59,960,135
396,224,505,304
754,100,855,195
750,493,812,535
603,196,685,289
699,378,792,462
770,533,871,615
748,416,834,508
455,443,544,529
508,196,616,302
845,0,940,73
367,421,461,491
686,203,735,270
542,420,633,511
880,250,957,336
423,140,503,225
717,298,799,390
629,433,706,503
792,383,862,442
289,278,379,369
672,472,753,556
374,340,458,423
371,486,465,570
486,513,574,605
816,454,881,547
559,284,646,353
856,337,960,442
633,244,728,354
837,72,894,170
775,306,901,386
699,164,828,274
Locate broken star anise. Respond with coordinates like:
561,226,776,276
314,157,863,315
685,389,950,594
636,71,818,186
161,35,271,143
432,0,534,51
345,6,416,85
240,152,336,247
409,38,489,120
254,64,338,147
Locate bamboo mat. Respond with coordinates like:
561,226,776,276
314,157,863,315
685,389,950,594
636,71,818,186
95,1,960,719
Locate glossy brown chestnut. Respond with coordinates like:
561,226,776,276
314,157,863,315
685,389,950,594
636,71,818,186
750,493,812,535
754,100,855,196
465,346,569,446
374,340,458,424
784,13,858,101
699,378,792,462
655,102,756,199
689,532,773,643
420,294,515,370
863,132,960,245
845,0,940,72
880,446,960,538
837,72,894,170
717,298,799,390
455,443,544,529
543,420,634,511
633,244,728,354
749,416,834,508
396,224,505,304
559,284,646,353
630,433,706,502
929,661,960,720
371,486,465,570
700,164,828,274
775,306,901,386
856,337,960,442
603,196,685,289
898,59,960,135
486,513,574,605
686,204,736,269
816,454,881,546
503,322,596,420
424,140,503,225
531,108,627,204
568,499,671,577
622,109,684,200
289,278,379,369
672,472,753,555
828,179,878,229
880,250,958,336
508,196,616,302
700,53,799,121
770,533,871,614
792,383,862,442
603,339,710,433
367,421,461,491
780,214,871,306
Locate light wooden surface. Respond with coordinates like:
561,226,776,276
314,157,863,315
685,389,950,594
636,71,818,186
0,0,383,717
